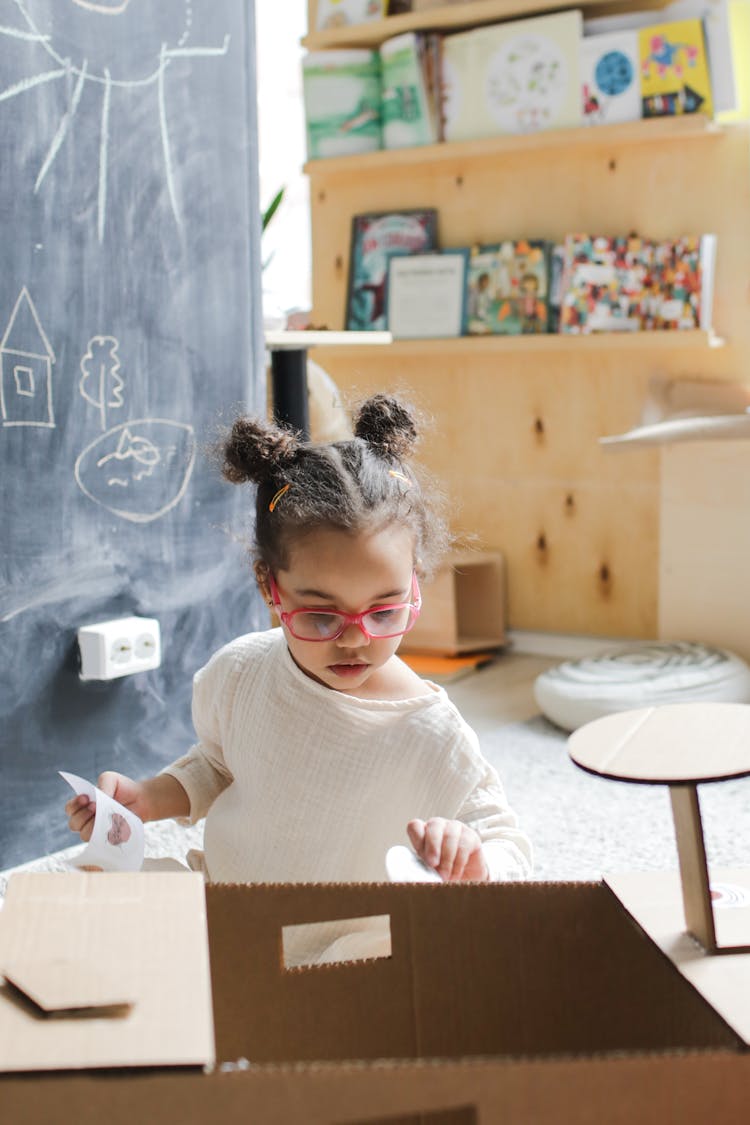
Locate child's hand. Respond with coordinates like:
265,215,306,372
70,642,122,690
65,772,147,842
407,817,489,883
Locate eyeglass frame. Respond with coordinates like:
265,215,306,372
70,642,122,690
267,571,422,642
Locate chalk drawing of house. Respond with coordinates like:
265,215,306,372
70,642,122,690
0,287,56,427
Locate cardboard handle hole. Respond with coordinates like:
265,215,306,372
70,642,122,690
281,913,392,971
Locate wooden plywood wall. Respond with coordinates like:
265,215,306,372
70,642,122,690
308,125,750,638
660,442,750,660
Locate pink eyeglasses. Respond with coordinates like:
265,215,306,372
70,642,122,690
268,572,422,642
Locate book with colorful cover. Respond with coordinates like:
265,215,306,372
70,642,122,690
547,243,567,332
441,9,583,141
466,240,551,335
302,50,382,160
585,0,736,116
316,0,386,31
581,30,641,125
642,234,716,330
559,233,716,334
346,209,439,331
638,18,713,117
380,31,438,148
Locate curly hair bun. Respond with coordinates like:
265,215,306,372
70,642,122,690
222,416,300,484
353,394,419,461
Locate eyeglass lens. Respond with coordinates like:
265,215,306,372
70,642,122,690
291,604,414,639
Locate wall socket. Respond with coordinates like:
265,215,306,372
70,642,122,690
77,616,161,681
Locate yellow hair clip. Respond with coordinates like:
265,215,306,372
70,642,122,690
388,470,411,486
268,483,291,512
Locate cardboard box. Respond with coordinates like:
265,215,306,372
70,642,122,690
402,550,506,655
0,872,215,1072
1,872,749,1122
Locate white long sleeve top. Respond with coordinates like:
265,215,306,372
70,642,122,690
163,628,532,885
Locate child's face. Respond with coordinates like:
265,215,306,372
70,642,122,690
266,523,416,694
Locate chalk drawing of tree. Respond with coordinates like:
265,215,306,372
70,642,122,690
79,334,124,430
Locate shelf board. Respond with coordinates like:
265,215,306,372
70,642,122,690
304,116,723,178
265,330,392,349
309,330,724,359
304,0,621,49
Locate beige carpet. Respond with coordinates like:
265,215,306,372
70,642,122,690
0,818,205,899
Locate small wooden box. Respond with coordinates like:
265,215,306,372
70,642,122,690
400,550,506,655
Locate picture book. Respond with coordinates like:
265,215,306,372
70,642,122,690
559,233,717,334
441,10,583,141
302,49,382,160
346,209,439,331
643,234,716,331
466,240,550,335
547,243,567,332
316,0,386,32
400,650,499,685
584,0,736,115
722,0,750,122
638,18,713,117
387,251,469,338
380,32,439,148
581,30,641,125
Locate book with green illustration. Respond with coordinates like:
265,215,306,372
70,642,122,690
380,31,440,148
466,240,551,335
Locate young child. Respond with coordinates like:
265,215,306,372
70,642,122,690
67,394,531,907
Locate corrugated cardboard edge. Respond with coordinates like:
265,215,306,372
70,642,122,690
605,867,750,1045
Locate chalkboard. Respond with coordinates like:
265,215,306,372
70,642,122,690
0,1,265,869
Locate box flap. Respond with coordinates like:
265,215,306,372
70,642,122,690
3,958,133,1013
605,867,750,1045
0,872,215,1072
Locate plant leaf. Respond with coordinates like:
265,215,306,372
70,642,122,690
262,187,285,232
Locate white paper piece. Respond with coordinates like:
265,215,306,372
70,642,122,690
711,882,750,909
59,771,144,872
385,844,442,883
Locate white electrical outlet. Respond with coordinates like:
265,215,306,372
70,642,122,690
77,616,161,681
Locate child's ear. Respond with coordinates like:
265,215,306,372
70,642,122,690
254,561,273,607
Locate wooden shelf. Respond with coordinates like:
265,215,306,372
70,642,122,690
304,116,723,178
265,330,392,349
309,330,724,358
304,0,622,49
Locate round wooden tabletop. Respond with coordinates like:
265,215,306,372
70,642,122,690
567,702,750,785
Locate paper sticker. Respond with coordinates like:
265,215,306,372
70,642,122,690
60,771,144,872
385,844,442,883
710,882,750,909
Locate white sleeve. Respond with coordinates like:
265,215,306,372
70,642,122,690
160,653,234,824
456,762,533,881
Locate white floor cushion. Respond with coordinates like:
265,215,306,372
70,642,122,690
534,641,750,732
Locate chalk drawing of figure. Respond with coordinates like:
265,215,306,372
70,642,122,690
0,1,230,240
75,417,195,522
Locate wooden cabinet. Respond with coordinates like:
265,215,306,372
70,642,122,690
303,1,750,639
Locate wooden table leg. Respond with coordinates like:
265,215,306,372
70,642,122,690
669,783,717,952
